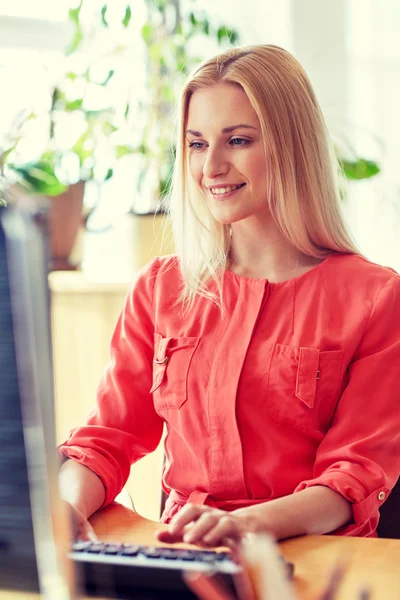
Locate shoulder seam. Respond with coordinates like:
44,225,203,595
355,275,399,356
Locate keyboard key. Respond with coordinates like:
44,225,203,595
159,549,179,560
173,550,196,561
87,543,106,554
104,544,122,555
120,545,140,556
141,547,162,558
72,541,93,552
197,552,220,563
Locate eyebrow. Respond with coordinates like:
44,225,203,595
185,124,258,136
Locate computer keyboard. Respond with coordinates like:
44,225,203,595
71,540,241,599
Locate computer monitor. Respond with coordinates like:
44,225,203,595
0,199,75,598
0,199,244,600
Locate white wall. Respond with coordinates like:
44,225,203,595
345,0,400,272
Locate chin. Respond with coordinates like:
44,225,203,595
211,211,250,226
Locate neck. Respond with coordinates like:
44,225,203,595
228,217,320,281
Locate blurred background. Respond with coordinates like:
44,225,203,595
1,0,399,518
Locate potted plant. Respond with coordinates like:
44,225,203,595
1,1,138,270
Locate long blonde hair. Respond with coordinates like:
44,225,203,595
168,44,359,308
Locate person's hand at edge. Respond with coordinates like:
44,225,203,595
155,504,252,549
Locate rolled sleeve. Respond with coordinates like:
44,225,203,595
58,258,164,507
295,276,400,536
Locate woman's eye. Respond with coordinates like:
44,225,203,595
188,141,205,150
230,137,249,146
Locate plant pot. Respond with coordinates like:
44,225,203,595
48,181,85,271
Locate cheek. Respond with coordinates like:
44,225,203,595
246,156,267,183
188,155,204,184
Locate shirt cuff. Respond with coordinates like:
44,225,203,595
58,445,122,508
294,469,390,534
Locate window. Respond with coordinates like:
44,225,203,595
345,0,400,270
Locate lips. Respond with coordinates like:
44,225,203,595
209,183,246,196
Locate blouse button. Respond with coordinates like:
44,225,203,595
378,491,386,502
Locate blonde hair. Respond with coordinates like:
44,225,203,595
168,44,359,308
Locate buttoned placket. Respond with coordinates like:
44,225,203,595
207,277,270,498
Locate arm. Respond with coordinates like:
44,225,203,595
58,258,164,509
59,459,106,541
234,485,352,540
59,459,105,520
156,486,351,545
292,275,400,537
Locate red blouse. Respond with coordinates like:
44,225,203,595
58,252,400,537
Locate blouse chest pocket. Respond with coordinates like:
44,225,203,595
266,343,344,431
150,333,200,410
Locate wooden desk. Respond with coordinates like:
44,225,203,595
89,504,400,600
2,504,400,599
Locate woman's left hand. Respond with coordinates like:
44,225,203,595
155,503,249,548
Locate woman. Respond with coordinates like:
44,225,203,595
59,45,400,546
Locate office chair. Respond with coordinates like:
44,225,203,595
377,477,400,539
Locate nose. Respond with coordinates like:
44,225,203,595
202,146,229,180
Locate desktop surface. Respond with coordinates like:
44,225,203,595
1,503,400,599
91,503,400,600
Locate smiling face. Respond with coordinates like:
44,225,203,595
185,82,270,226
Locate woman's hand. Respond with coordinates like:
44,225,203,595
155,504,251,548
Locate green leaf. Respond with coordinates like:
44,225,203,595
1,147,15,165
65,98,84,111
217,26,239,45
65,71,78,81
102,122,118,136
189,12,197,26
122,5,132,27
68,1,83,26
229,30,239,44
202,19,210,35
10,162,67,196
124,103,130,119
66,27,84,56
66,0,84,55
40,150,58,165
72,129,94,166
85,109,114,120
101,4,108,27
102,69,115,86
116,145,134,159
217,26,227,44
105,168,114,180
141,22,154,44
340,158,380,180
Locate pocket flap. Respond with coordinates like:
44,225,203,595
150,333,170,393
295,347,320,408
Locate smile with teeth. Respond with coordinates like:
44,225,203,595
209,183,246,196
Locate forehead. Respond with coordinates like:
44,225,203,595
186,83,259,128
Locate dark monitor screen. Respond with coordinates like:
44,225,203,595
0,201,73,595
